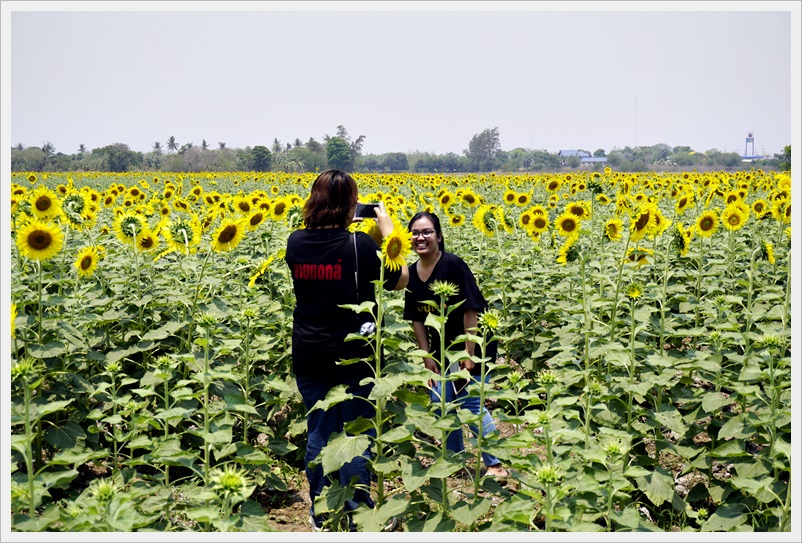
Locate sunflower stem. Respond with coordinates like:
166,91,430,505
608,228,633,376
36,261,43,342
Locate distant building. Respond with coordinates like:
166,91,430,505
557,149,607,165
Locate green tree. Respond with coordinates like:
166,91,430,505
719,152,744,170
381,152,409,172
272,138,282,153
251,145,273,172
94,143,140,172
464,127,500,171
166,136,178,153
326,136,353,171
593,148,606,158
152,141,163,156
778,145,791,171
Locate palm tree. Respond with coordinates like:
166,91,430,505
78,144,86,154
272,138,282,153
152,141,163,156
166,136,178,153
201,139,209,150
41,141,55,155
218,142,226,150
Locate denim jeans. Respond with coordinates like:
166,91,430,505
429,372,502,467
295,374,376,520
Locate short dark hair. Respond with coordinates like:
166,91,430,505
303,169,358,229
408,211,445,251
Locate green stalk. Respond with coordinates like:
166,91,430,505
743,246,761,359
373,263,387,507
437,291,449,512
36,261,43,342
657,233,671,353
472,328,489,499
627,297,636,432
22,374,36,516
608,227,633,356
188,250,213,349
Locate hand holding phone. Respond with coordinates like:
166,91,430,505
354,203,380,219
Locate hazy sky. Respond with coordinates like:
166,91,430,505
4,2,799,158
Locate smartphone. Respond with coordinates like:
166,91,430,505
354,203,380,219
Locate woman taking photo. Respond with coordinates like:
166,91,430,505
285,169,409,531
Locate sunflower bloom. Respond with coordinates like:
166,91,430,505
248,254,276,288
556,236,579,265
604,218,624,242
271,197,289,221
29,186,62,220
555,212,580,239
531,213,549,235
720,204,747,232
626,282,643,301
472,205,496,237
759,239,775,265
671,223,693,257
630,205,657,243
136,230,159,252
211,217,247,252
163,213,203,254
11,303,17,338
695,210,719,238
74,245,103,277
382,226,411,271
16,219,64,261
449,214,466,227
114,210,148,246
624,246,653,267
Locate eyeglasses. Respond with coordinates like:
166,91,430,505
411,229,436,238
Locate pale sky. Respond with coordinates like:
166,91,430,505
3,1,799,158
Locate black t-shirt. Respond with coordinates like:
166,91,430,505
286,228,401,380
403,251,495,375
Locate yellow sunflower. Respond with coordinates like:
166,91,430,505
472,205,497,237
604,218,624,242
29,186,62,220
503,189,517,205
232,194,252,215
671,223,693,257
381,226,412,271
163,213,203,254
530,213,550,235
247,211,267,231
74,245,102,277
720,204,748,232
136,230,160,252
624,246,653,267
555,212,580,239
516,192,531,207
519,210,535,231
629,205,657,243
675,192,694,215
566,201,591,221
16,219,64,261
211,217,247,252
271,197,289,221
751,198,768,218
114,210,148,246
545,177,561,193
556,236,579,265
449,214,466,227
461,190,480,208
695,210,719,238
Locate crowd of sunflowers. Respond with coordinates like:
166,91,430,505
9,168,791,277
7,167,793,532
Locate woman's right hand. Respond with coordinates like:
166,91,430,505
423,357,438,388
374,203,395,238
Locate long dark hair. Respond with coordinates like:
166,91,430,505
303,169,358,229
408,211,445,252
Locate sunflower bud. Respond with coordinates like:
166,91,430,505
535,464,560,485
430,280,459,298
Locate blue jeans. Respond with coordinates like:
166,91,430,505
295,374,376,519
429,372,502,468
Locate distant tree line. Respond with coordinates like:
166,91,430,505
10,126,791,173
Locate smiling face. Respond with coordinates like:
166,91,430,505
410,216,441,258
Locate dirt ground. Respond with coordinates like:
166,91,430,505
256,420,525,532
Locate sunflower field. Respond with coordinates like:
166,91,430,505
8,168,793,532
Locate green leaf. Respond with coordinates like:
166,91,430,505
717,413,755,440
451,499,492,527
44,421,85,450
141,320,184,341
399,457,432,492
309,385,351,412
635,467,675,507
701,502,747,531
652,407,686,435
317,432,371,476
